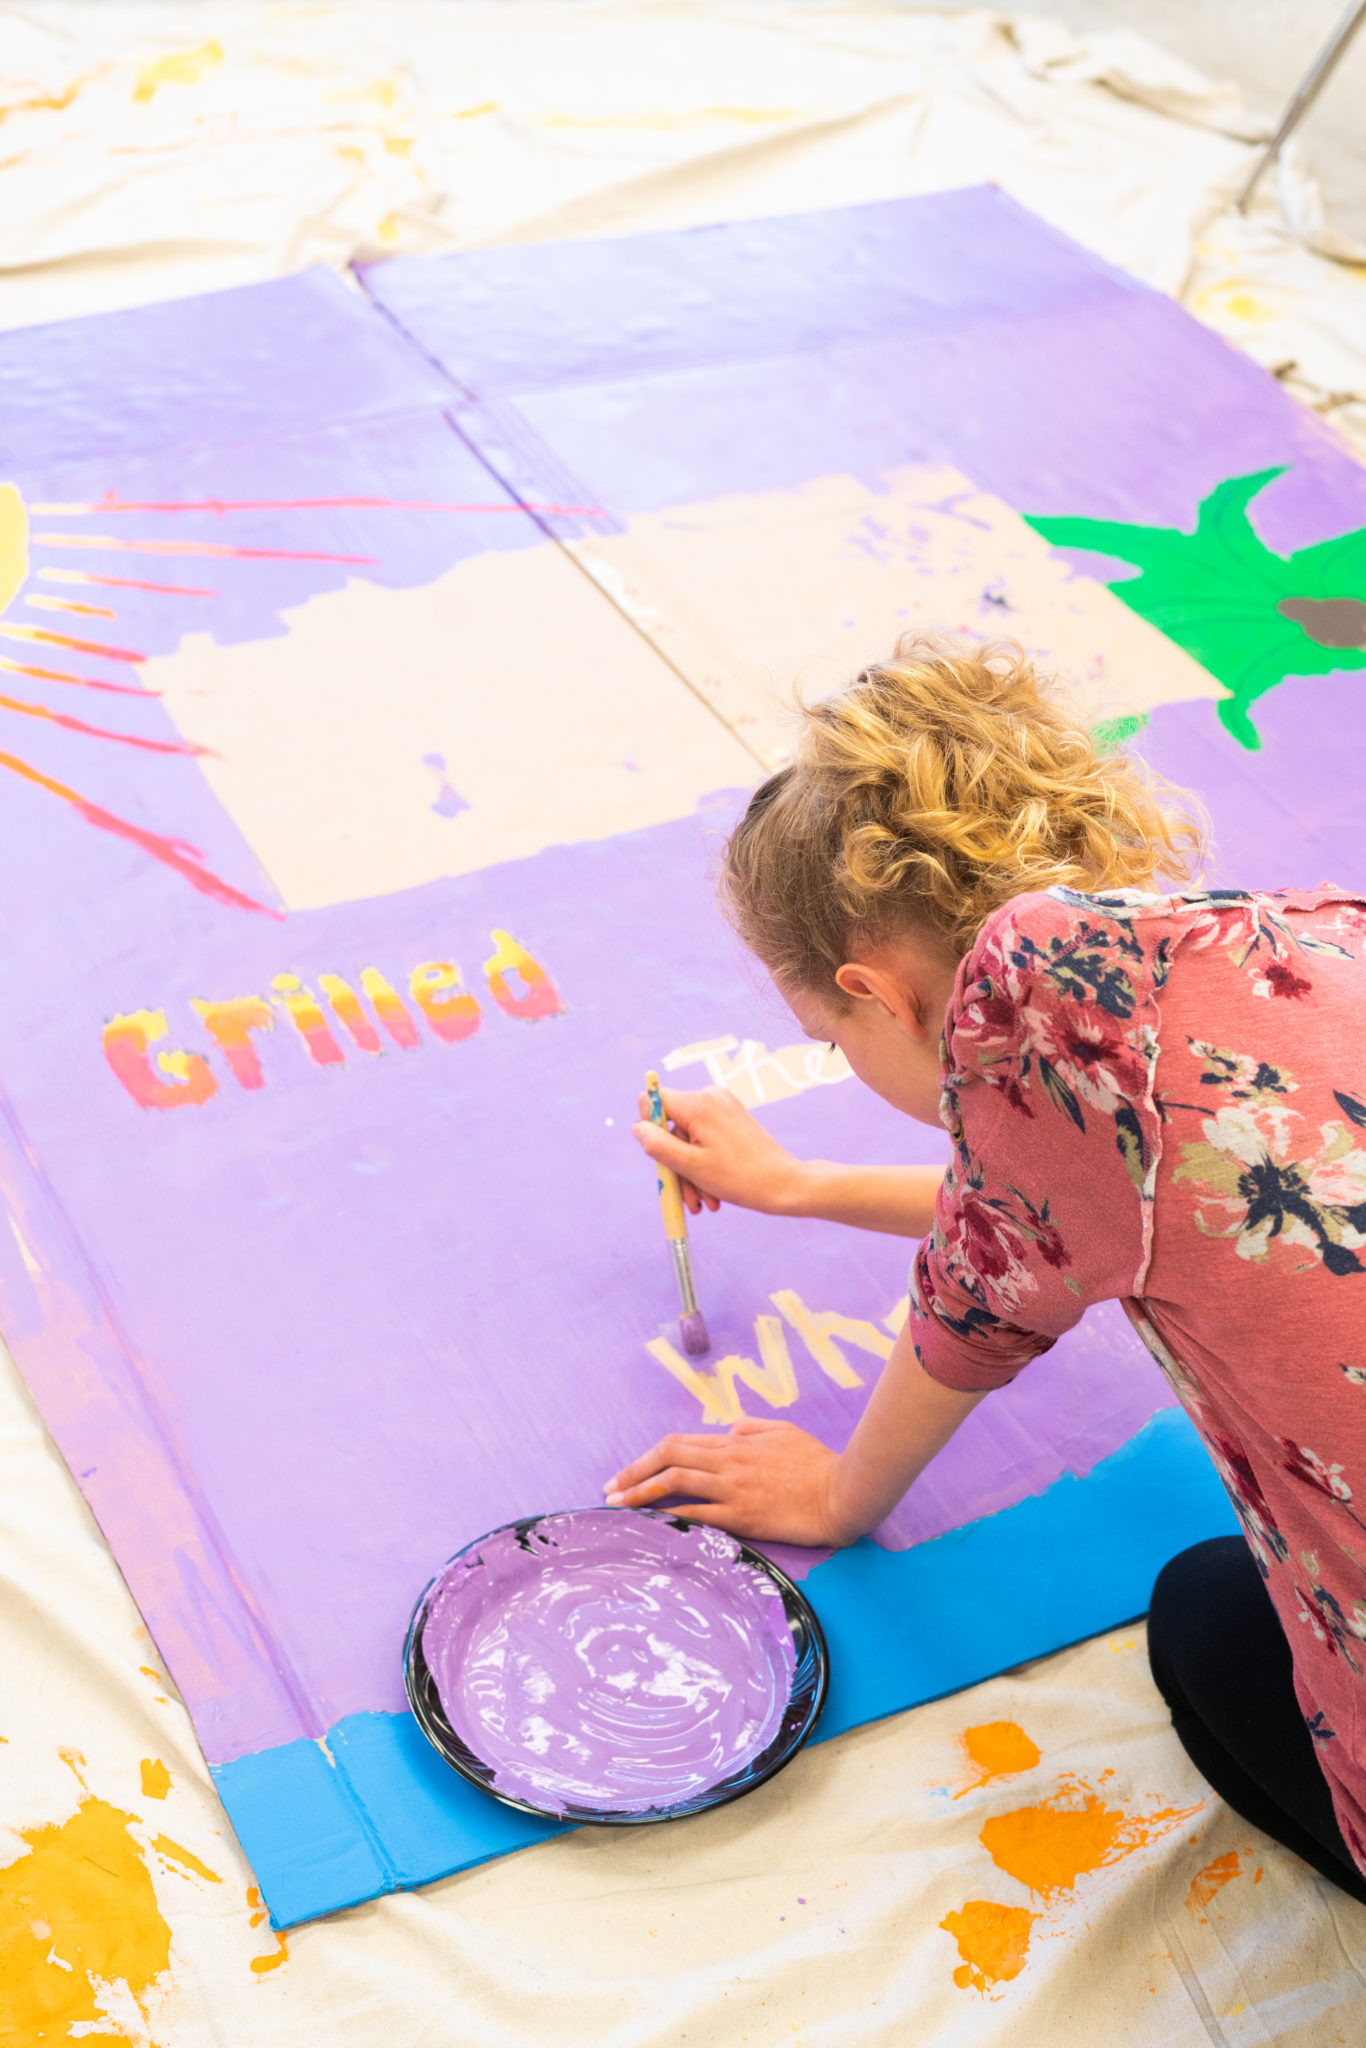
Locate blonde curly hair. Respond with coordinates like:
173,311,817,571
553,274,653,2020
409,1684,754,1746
722,635,1204,991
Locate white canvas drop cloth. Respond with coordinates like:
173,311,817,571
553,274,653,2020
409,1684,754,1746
2,6,1365,2041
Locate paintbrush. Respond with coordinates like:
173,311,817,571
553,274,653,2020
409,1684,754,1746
645,1069,710,1357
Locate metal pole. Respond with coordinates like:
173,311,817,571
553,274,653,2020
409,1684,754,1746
1234,0,1366,212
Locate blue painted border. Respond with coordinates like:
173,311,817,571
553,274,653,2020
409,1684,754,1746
213,1406,1237,1927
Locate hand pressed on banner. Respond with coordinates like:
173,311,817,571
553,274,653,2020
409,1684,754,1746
604,1416,846,1547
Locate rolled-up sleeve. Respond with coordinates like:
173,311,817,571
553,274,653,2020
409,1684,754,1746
908,892,1162,1394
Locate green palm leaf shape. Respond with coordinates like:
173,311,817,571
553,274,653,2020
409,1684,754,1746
1026,468,1366,749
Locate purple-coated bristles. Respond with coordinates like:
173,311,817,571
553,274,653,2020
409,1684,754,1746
679,1311,711,1358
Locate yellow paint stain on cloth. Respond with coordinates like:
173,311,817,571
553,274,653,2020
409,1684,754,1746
245,1886,289,1975
140,1760,171,1802
981,1777,1202,1898
1186,1850,1243,1916
940,1900,1038,1994
133,42,223,102
955,1721,1041,1797
250,1932,289,1975
151,1835,220,1885
0,1795,171,2043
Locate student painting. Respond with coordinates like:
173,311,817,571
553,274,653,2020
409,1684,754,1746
607,637,1366,1906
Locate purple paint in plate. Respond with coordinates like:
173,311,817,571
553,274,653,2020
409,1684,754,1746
404,1508,828,1822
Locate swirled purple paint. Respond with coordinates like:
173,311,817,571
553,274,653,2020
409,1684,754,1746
420,1510,797,1817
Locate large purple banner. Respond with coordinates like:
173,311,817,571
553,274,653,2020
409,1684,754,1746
4,189,1357,1923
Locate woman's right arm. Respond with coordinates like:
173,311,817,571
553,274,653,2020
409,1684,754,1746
632,1085,944,1239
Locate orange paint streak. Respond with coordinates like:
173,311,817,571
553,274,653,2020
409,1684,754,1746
140,1758,171,1800
1186,1851,1242,1916
360,966,420,1048
955,1721,1041,1798
26,595,117,618
34,495,605,517
35,533,378,563
318,973,382,1054
272,976,346,1066
151,1833,221,1884
192,996,275,1088
483,928,566,1021
980,1777,1202,1898
410,959,482,1042
40,569,216,596
104,1010,219,1110
245,1882,290,1971
0,621,144,663
0,688,204,755
940,1900,1038,1995
0,654,156,698
0,748,278,914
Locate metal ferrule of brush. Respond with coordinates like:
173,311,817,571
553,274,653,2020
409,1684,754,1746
669,1237,700,1317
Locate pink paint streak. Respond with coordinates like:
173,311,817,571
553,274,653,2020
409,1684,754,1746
0,750,279,916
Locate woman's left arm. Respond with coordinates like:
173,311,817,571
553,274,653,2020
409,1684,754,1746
609,898,1160,1545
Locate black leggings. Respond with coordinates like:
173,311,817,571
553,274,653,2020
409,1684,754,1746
1148,1536,1366,1905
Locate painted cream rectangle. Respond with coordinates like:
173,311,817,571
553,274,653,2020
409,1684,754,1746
568,463,1219,763
144,462,1219,912
145,538,760,912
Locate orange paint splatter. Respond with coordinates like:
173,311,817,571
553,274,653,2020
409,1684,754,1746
940,1900,1038,1995
0,1795,171,2043
955,1721,1041,1797
151,1834,221,1884
980,1777,1202,1898
140,1758,172,1801
1186,1851,1242,1916
245,1885,289,1974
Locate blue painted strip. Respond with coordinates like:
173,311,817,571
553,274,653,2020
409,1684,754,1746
209,1731,392,1927
808,1403,1237,1742
214,1407,1237,1927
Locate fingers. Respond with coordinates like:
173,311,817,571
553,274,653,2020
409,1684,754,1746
632,1121,702,1179
636,1085,708,1128
605,1466,726,1509
604,1434,724,1495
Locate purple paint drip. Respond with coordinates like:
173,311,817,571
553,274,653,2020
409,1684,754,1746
420,1509,796,1817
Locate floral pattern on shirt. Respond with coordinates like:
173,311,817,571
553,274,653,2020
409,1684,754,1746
1172,1047,1366,1276
950,899,1163,1192
910,882,1366,1874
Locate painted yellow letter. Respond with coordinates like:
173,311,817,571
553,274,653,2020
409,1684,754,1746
770,1290,894,1389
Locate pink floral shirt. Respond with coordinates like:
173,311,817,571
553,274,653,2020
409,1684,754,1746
911,883,1366,1869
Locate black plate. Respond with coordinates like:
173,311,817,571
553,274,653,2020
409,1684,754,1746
404,1506,829,1825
